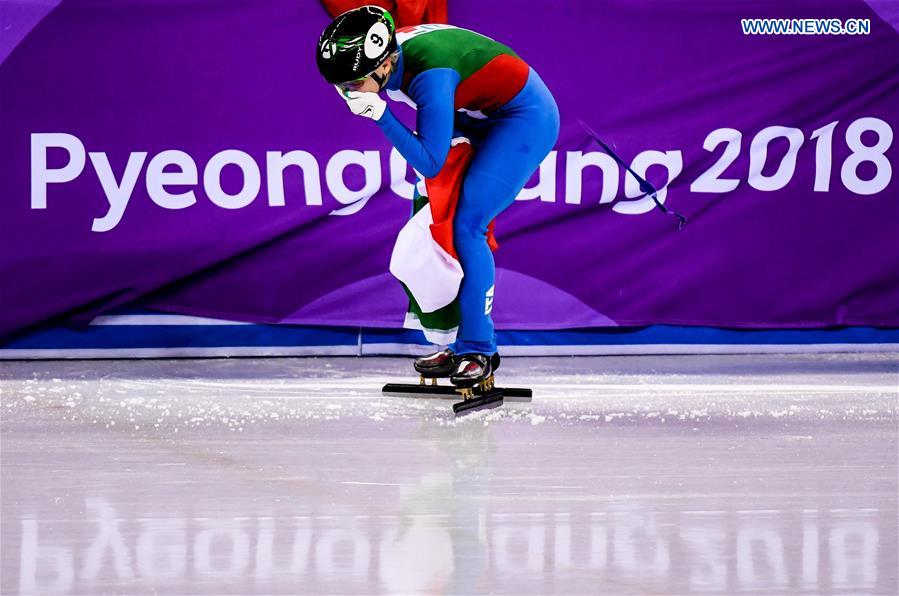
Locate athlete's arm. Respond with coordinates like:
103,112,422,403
376,68,460,178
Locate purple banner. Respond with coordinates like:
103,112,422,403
1,0,897,339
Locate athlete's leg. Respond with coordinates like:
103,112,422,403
449,170,515,355
449,69,560,356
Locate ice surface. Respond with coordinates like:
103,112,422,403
1,353,897,594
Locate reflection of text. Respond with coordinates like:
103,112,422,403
17,500,884,594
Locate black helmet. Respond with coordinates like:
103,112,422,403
316,5,397,85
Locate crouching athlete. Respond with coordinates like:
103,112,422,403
316,6,559,387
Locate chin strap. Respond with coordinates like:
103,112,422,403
371,55,397,91
579,119,687,230
371,69,388,91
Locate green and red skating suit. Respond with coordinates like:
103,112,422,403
376,23,535,178
391,23,530,116
376,23,560,355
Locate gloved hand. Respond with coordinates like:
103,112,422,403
335,86,387,121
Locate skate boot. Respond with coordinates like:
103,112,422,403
414,348,456,384
450,353,496,398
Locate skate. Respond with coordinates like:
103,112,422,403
383,352,529,415
448,353,502,413
449,353,493,389
413,348,456,385
412,350,502,385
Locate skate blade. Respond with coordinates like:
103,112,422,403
452,390,504,415
382,383,531,402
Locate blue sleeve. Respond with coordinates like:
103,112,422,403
376,68,460,179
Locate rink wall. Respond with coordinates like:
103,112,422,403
1,309,896,359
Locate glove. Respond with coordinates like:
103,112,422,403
335,86,387,121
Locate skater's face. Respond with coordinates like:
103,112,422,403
338,58,393,94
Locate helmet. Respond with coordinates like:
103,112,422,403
316,5,397,85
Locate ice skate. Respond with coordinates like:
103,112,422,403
413,350,501,385
450,353,494,390
413,348,456,385
447,353,503,413
384,351,528,415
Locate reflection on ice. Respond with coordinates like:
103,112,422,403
17,499,888,594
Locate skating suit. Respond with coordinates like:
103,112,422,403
377,24,560,355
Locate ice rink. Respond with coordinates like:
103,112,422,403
1,353,897,594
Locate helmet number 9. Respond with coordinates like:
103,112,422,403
364,22,390,59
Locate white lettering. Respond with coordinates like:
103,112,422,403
613,512,670,578
136,519,187,579
19,518,75,594
90,151,147,232
829,520,878,589
254,518,311,579
590,521,608,570
81,498,134,580
30,133,86,209
564,151,618,205
617,150,683,215
553,513,571,570
748,126,804,191
146,150,198,210
315,528,370,577
266,150,322,207
326,150,381,216
736,516,787,590
801,511,819,590
492,520,545,573
389,148,423,199
193,520,250,578
681,518,727,592
204,150,261,209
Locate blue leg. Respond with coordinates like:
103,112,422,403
449,69,560,355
